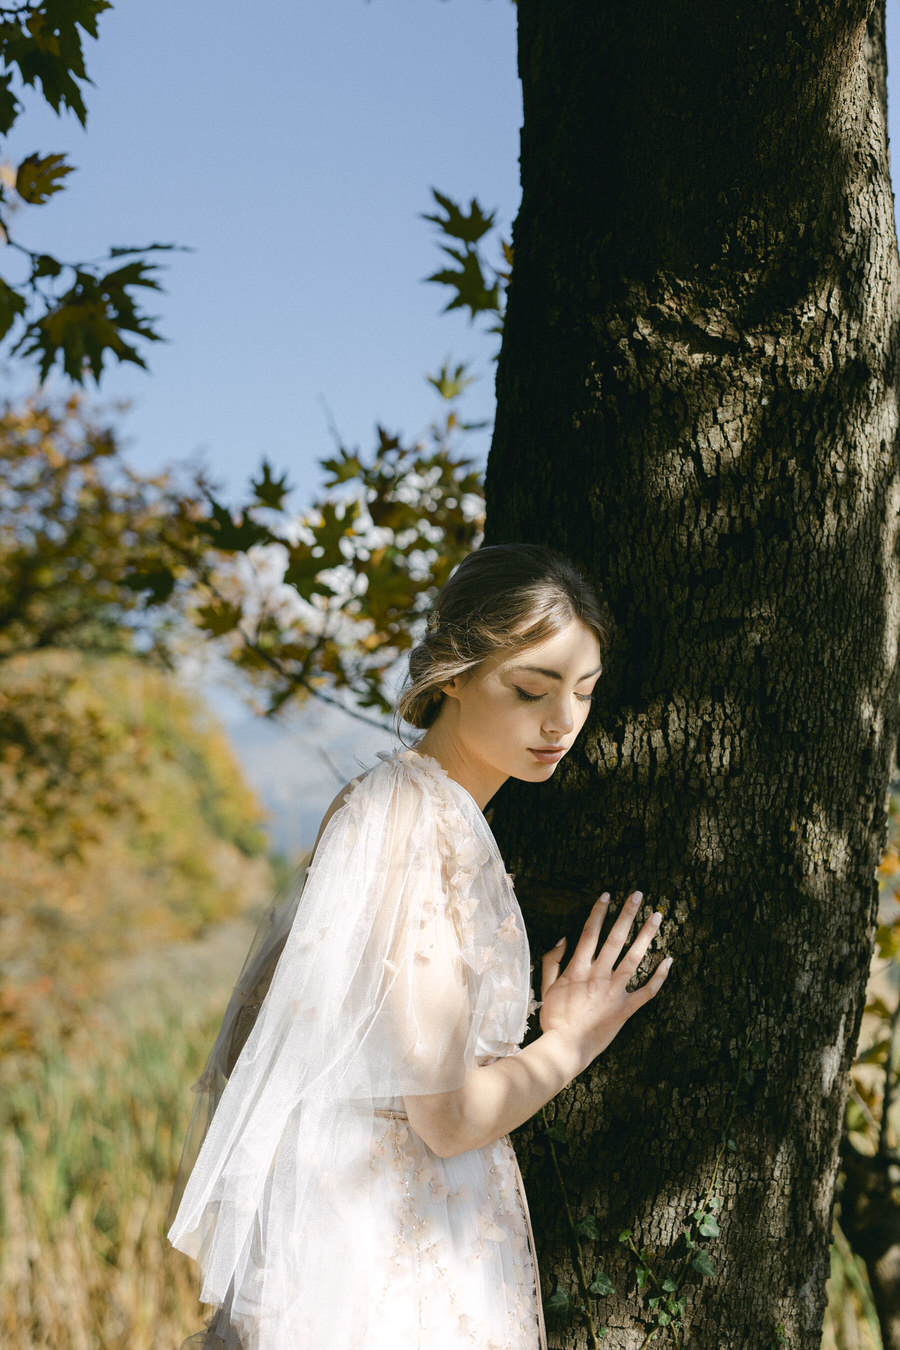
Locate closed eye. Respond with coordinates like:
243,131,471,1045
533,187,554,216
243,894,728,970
514,685,595,704
513,686,544,703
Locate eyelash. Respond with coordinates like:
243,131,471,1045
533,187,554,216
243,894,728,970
513,686,594,704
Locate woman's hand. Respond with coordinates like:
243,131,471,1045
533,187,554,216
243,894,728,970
539,891,671,1070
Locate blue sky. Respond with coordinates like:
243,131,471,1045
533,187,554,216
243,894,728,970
5,1,900,851
2,0,520,499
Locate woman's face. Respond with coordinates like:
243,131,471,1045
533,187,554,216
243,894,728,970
426,618,603,807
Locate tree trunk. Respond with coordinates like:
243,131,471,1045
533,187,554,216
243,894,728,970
485,2,900,1345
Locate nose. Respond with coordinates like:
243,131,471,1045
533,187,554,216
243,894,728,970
542,691,575,737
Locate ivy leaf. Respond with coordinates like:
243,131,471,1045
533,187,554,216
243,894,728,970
618,1230,634,1244
576,1215,601,1242
661,1278,678,1293
250,459,292,510
698,1213,720,1238
588,1271,614,1297
15,151,74,204
544,1282,576,1320
543,1120,568,1144
692,1250,717,1279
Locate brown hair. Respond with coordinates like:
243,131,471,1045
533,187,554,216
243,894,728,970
396,544,608,731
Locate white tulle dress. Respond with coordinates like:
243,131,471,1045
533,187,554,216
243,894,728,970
167,748,547,1350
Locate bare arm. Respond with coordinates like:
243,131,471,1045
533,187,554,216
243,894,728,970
404,891,671,1158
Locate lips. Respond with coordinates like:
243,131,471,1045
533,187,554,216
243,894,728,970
528,746,565,764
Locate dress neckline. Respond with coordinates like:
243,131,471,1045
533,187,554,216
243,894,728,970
392,747,485,816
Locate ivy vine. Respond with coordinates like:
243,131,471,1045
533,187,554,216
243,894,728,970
539,1035,768,1347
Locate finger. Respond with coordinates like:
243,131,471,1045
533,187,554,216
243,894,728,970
568,893,610,975
541,937,566,994
594,890,643,974
632,955,673,1005
610,909,663,982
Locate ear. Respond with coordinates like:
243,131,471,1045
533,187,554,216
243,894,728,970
440,677,461,700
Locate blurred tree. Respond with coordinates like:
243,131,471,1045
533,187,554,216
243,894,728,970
0,1,173,382
0,651,272,1060
0,393,207,846
183,404,485,723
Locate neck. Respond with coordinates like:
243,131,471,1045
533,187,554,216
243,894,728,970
412,722,506,811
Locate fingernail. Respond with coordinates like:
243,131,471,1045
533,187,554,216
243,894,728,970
556,936,566,946
651,911,662,926
598,893,610,904
662,956,673,969
630,891,642,904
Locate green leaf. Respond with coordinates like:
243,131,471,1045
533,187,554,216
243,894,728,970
12,259,165,382
121,567,176,603
427,248,501,321
32,253,63,279
636,1264,650,1289
251,459,292,510
282,544,324,600
197,500,271,552
618,1230,633,1244
661,1278,678,1293
692,1250,717,1279
543,1121,568,1144
426,359,476,401
15,151,75,204
575,1215,600,1242
726,1138,737,1152
588,1271,614,1297
658,1312,671,1326
544,1283,576,1320
195,600,243,637
320,448,363,485
0,70,20,135
0,278,27,342
698,1213,720,1238
422,187,495,245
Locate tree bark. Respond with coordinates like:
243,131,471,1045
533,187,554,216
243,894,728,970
485,2,900,1346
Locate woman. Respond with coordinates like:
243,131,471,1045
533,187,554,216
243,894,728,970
168,543,671,1350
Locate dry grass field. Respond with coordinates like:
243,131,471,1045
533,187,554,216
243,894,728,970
1,913,258,1350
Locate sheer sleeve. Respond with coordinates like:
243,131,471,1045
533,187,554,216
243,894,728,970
167,752,499,1306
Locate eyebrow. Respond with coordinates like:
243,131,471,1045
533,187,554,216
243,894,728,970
512,663,603,683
